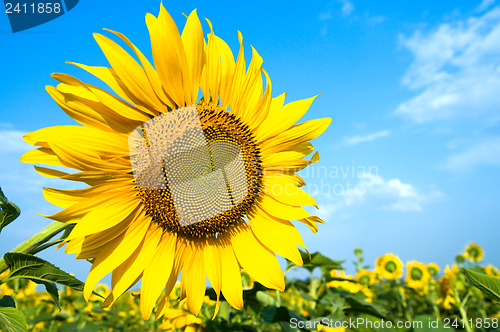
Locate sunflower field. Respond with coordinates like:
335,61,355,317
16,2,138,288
2,239,500,331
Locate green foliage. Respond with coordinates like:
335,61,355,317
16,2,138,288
0,307,28,332
299,250,344,273
0,295,16,308
1,252,100,309
463,267,500,303
0,188,21,233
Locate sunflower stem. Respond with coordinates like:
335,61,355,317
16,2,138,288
0,221,68,274
454,287,472,332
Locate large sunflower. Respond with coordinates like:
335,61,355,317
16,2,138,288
21,4,330,319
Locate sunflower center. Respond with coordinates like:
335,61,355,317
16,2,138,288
384,261,397,273
129,104,262,238
410,267,423,281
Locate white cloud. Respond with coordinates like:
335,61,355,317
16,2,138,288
314,173,442,219
442,137,500,171
395,7,500,123
1,129,29,154
478,0,497,12
0,129,56,196
341,1,354,17
343,130,389,146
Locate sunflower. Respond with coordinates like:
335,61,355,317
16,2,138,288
21,4,330,319
427,263,440,276
485,265,500,278
157,284,205,331
328,270,373,301
354,269,377,286
375,253,403,280
436,264,460,310
463,243,484,262
405,261,430,292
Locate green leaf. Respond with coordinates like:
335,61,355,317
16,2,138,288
299,250,344,274
0,188,21,233
2,253,102,301
31,279,61,309
463,267,500,303
261,305,305,331
0,307,27,332
256,291,276,306
343,295,389,320
0,296,16,308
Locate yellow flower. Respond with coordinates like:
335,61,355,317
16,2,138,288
485,265,500,278
375,254,403,280
355,269,377,286
405,261,430,290
427,263,440,276
436,264,460,310
158,298,204,331
21,4,330,319
0,271,37,300
464,243,484,262
328,270,373,301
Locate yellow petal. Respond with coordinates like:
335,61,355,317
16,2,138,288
83,211,150,300
156,240,187,319
230,222,285,291
228,31,246,118
245,68,272,131
140,231,177,320
65,213,132,259
263,173,317,208
93,33,165,114
20,147,62,166
218,231,243,310
183,243,206,316
262,142,313,164
52,72,152,122
34,166,69,179
47,188,137,223
201,21,221,103
146,5,189,107
181,9,205,104
46,84,138,134
299,216,325,233
256,95,318,143
65,198,140,241
258,194,311,220
103,29,175,109
204,238,222,319
261,118,332,151
69,63,157,117
42,187,97,209
249,207,305,266
264,151,319,172
215,35,236,109
107,224,163,306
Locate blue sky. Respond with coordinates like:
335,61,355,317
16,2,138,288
1,0,500,283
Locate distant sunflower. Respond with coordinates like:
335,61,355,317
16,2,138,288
485,265,500,278
437,264,460,310
375,253,403,280
21,4,330,319
427,263,440,276
405,261,430,291
354,269,377,286
464,243,483,262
